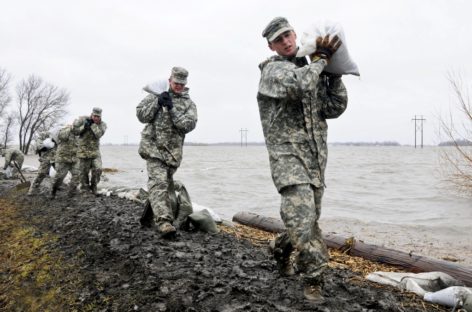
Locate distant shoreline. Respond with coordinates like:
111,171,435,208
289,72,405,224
100,141,452,147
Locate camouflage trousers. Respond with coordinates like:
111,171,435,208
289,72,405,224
146,158,177,226
79,156,102,189
30,159,53,190
51,161,80,193
278,183,328,285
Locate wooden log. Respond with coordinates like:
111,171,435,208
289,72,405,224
232,211,472,287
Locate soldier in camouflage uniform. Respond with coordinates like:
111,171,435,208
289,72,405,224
73,107,107,195
2,148,25,178
27,131,57,196
137,67,197,237
49,125,80,198
257,17,347,301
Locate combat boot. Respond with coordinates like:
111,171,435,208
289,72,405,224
271,233,295,276
158,222,176,238
68,187,77,197
49,186,58,199
91,183,98,195
27,186,38,196
303,284,324,303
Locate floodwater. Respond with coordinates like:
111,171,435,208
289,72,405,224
23,144,472,264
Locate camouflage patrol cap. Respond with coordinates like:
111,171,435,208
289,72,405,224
92,107,102,117
171,67,188,84
262,17,294,42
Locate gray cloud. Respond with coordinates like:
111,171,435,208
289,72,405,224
1,0,471,145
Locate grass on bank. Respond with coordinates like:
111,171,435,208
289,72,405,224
0,197,107,312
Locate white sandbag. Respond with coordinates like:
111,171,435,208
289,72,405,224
366,271,463,296
193,203,222,223
21,165,38,173
297,20,360,76
424,286,472,309
49,165,56,177
4,166,13,178
188,209,219,234
143,79,169,96
42,138,55,149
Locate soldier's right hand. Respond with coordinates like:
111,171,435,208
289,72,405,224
84,118,93,128
310,34,342,62
158,92,173,108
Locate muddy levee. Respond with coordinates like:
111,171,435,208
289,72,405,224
0,180,447,312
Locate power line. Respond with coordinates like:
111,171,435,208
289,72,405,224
239,128,248,147
411,115,426,148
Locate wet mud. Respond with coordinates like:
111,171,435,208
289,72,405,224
0,178,447,311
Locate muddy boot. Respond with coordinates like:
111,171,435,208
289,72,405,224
80,183,90,194
27,187,37,196
68,187,77,197
91,183,98,196
158,222,176,239
303,284,325,303
272,233,295,276
49,185,59,199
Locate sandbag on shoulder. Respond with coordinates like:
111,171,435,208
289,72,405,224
297,20,360,76
143,79,169,95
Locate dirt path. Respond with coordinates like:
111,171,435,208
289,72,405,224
0,178,447,312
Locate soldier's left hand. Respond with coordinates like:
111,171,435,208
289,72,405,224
310,34,342,62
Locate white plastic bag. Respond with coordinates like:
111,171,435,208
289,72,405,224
297,20,360,76
143,79,169,96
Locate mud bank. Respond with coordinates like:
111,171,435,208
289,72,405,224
0,179,447,312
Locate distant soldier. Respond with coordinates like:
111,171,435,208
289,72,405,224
49,125,80,198
137,66,197,237
73,107,107,195
27,131,57,196
1,148,25,178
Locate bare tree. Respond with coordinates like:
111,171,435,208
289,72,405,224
16,75,69,154
1,114,16,148
0,68,14,148
439,73,472,194
0,67,11,118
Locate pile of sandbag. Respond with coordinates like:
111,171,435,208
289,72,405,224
367,271,472,311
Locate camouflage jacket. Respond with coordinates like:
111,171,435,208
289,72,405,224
73,116,107,159
136,88,197,168
55,126,79,164
257,55,348,192
3,149,24,170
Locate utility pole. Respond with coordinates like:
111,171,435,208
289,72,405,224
239,128,248,147
411,115,426,148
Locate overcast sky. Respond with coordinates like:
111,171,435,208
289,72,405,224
1,0,471,145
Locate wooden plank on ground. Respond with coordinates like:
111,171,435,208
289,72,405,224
232,211,472,286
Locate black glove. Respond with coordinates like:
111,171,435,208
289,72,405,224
37,146,48,156
158,92,173,110
310,34,342,62
84,118,93,129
